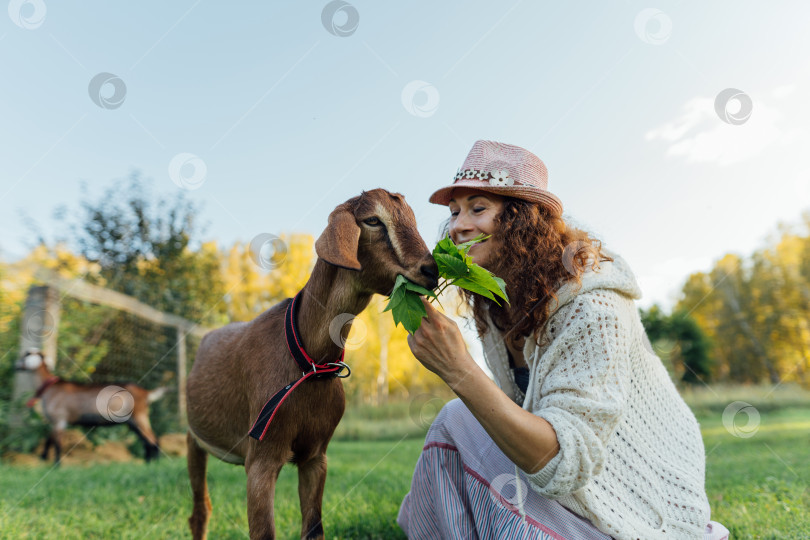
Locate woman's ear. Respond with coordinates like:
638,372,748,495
315,204,362,270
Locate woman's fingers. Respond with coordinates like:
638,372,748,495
420,296,437,320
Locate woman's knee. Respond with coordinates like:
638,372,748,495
428,398,478,438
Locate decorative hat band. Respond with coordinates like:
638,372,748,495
453,168,515,187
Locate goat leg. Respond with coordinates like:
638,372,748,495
127,415,160,463
187,433,212,540
40,433,52,461
52,425,63,466
297,453,328,540
246,457,285,540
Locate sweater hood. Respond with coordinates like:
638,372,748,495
545,247,642,319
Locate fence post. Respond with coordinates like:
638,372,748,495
176,324,187,428
11,285,60,427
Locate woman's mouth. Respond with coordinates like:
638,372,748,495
469,239,487,252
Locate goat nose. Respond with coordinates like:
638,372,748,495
420,262,439,283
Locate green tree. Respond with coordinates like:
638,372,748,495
674,213,810,388
71,173,226,325
640,305,712,385
669,310,713,385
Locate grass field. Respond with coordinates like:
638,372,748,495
1,386,809,539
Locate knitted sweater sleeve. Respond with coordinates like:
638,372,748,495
523,290,629,499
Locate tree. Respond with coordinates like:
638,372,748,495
70,173,227,326
640,305,712,385
221,234,315,322
673,213,810,388
668,310,713,385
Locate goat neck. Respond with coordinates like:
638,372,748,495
34,360,53,386
296,259,372,363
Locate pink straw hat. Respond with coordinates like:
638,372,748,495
429,140,563,216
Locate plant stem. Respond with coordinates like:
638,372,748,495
429,278,458,303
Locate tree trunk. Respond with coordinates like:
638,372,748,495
375,314,389,406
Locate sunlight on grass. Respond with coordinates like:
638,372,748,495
1,388,809,539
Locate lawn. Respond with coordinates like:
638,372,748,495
0,438,420,539
699,407,810,539
1,388,809,539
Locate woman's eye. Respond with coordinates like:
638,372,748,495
450,211,459,217
363,217,381,226
472,207,485,213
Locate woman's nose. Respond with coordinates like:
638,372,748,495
450,214,474,240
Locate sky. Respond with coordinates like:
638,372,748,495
1,0,809,315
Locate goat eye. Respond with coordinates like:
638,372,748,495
363,217,381,226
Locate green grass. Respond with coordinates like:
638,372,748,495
0,438,422,539
682,383,810,539
698,407,810,540
1,387,809,539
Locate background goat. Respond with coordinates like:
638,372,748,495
185,189,438,540
15,349,167,464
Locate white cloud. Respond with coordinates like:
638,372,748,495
645,87,805,167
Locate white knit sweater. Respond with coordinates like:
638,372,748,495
480,249,712,540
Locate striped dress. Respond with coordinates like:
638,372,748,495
397,399,730,540
398,399,612,539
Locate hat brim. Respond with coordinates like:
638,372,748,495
428,180,563,216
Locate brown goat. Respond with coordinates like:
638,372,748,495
185,189,438,540
15,349,166,464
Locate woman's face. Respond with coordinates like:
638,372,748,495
448,188,504,269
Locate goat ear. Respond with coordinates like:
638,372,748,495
315,205,362,271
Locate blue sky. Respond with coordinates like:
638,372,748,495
1,0,809,311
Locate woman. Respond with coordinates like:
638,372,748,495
397,140,729,540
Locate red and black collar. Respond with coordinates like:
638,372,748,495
26,375,60,408
284,290,347,376
249,291,351,441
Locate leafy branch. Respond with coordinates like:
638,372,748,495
384,234,509,334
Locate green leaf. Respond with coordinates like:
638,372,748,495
404,281,438,299
383,284,406,312
434,253,468,279
399,291,428,334
451,276,498,303
492,276,509,303
383,275,409,313
433,235,458,257
466,265,509,304
384,234,510,333
456,233,490,255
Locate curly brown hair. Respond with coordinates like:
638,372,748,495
452,197,612,347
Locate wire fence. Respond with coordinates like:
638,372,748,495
13,274,210,434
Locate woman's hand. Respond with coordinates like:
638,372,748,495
408,300,561,474
406,298,474,385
